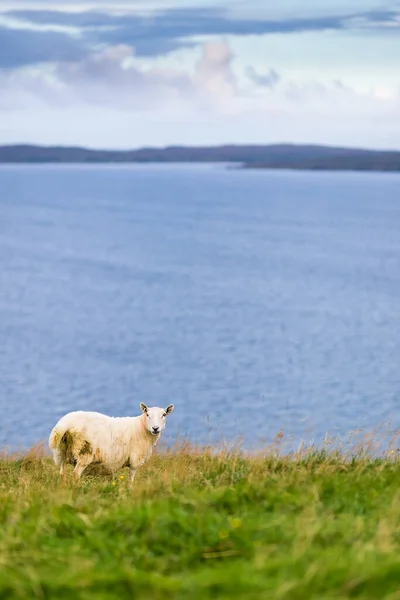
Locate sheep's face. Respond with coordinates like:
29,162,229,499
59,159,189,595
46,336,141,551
140,403,174,436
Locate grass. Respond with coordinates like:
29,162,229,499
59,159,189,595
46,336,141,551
0,440,399,599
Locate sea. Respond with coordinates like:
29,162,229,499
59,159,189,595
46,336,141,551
0,164,399,452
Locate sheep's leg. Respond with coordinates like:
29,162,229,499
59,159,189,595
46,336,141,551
74,460,90,482
129,468,137,487
52,449,67,483
59,460,66,479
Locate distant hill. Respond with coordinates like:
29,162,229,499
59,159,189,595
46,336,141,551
0,143,400,171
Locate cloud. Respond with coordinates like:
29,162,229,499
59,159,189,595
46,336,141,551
0,39,244,114
194,41,236,102
246,66,280,88
2,72,398,150
1,7,399,69
0,45,196,111
1,34,395,122
57,43,195,108
1,5,399,149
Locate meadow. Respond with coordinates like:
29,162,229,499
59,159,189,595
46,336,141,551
0,437,399,600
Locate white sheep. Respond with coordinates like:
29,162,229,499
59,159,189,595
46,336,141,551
48,403,174,484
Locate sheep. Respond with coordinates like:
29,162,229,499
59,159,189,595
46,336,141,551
48,402,174,485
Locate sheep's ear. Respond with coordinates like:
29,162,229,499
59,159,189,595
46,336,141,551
165,404,174,415
140,402,148,413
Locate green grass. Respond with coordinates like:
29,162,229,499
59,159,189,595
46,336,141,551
0,442,399,599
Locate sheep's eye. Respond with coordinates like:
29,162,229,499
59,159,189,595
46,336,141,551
163,413,166,417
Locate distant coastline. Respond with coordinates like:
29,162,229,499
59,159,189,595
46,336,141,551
1,143,400,172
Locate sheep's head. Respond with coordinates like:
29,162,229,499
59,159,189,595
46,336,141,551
140,403,174,436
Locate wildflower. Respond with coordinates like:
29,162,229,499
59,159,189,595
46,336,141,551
120,475,124,479
230,518,242,529
218,530,229,539
112,481,117,486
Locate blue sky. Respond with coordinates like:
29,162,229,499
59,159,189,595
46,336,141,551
0,0,399,148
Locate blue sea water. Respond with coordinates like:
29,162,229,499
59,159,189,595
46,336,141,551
0,164,399,451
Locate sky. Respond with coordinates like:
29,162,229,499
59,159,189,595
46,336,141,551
0,0,399,149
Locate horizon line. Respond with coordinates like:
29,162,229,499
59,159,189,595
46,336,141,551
1,141,400,153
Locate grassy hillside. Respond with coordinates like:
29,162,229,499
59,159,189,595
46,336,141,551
0,443,399,599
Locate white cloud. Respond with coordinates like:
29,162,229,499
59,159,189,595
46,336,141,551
0,37,399,149
245,66,280,88
194,41,236,104
0,40,240,111
0,43,195,110
0,13,81,35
